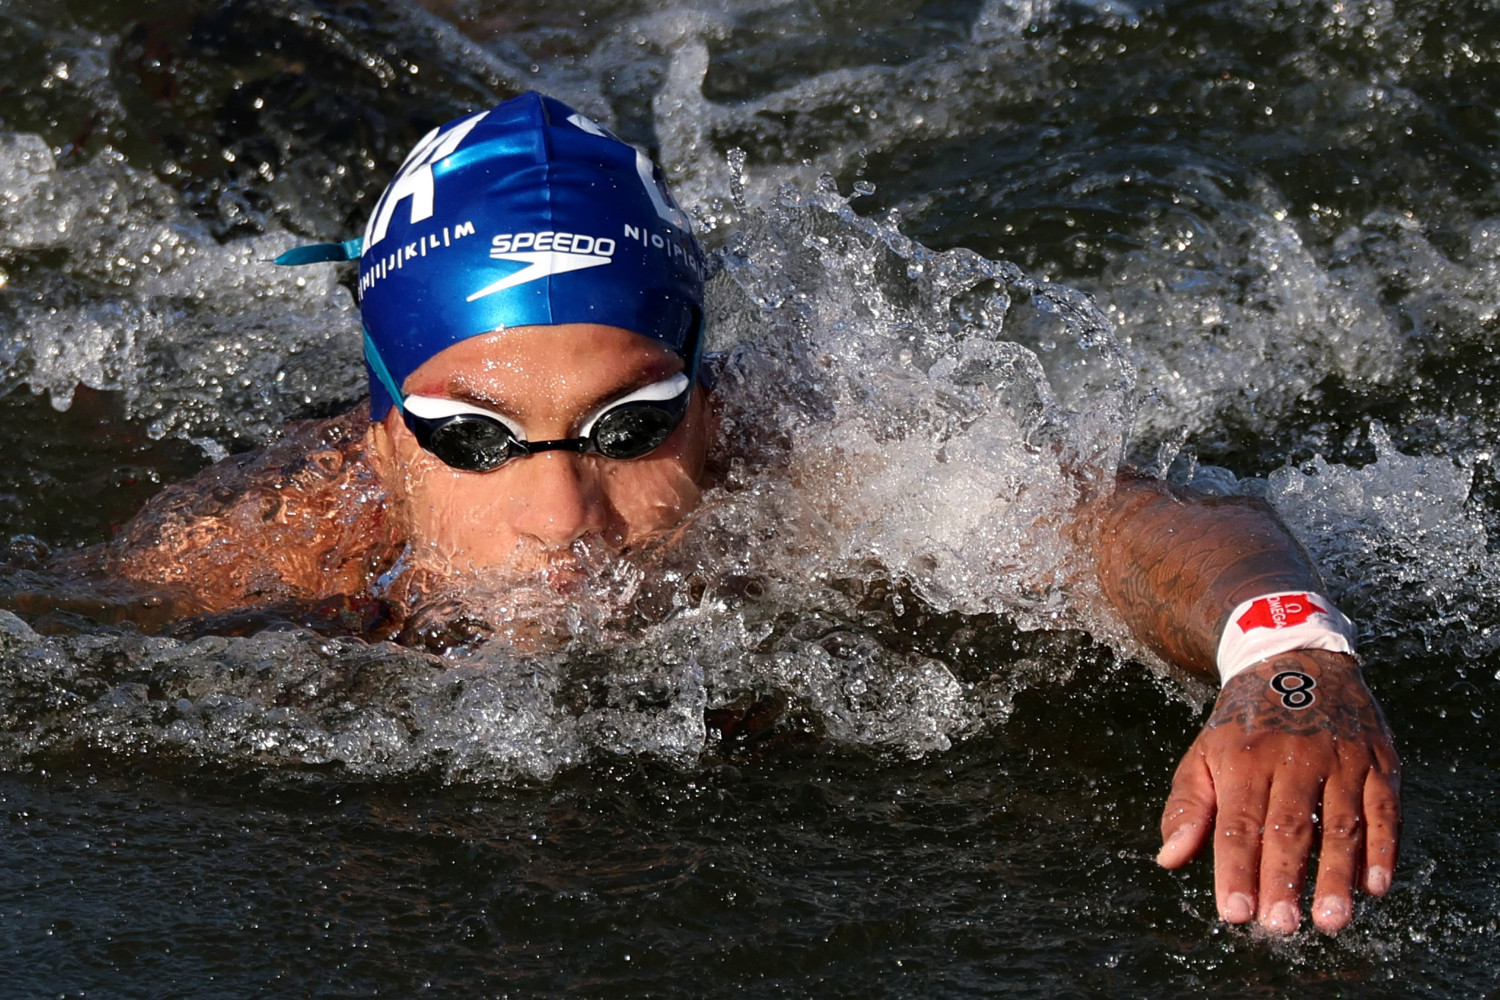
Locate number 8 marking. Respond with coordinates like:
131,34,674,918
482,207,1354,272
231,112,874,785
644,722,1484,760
1270,670,1317,710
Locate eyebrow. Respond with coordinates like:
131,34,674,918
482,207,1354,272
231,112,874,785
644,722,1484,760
439,359,683,419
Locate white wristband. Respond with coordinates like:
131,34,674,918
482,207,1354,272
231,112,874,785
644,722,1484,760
1215,591,1357,684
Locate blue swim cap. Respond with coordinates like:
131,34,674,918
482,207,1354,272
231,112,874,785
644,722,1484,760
354,92,705,420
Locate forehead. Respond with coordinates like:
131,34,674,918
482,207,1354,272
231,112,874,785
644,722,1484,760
402,323,683,409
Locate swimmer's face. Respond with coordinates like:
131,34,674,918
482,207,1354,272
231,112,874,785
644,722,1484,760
370,324,712,584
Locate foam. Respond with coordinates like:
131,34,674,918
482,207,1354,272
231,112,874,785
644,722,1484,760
0,170,1129,774
0,134,362,446
1265,424,1500,662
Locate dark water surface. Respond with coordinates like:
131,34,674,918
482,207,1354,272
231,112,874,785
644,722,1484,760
2,0,1500,996
7,660,1494,999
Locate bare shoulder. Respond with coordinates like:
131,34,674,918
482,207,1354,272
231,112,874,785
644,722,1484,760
81,405,397,612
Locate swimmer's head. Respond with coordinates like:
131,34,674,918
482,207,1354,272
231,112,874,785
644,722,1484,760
354,92,705,421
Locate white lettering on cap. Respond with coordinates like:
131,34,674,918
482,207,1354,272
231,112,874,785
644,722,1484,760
566,112,689,231
364,111,488,250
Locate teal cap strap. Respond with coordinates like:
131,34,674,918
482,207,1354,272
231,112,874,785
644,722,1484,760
273,238,364,266
363,328,406,415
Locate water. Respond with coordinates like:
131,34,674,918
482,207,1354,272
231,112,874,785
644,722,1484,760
2,0,1499,995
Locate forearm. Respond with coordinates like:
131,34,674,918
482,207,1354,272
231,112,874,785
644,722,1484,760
1086,469,1328,681
1085,470,1399,933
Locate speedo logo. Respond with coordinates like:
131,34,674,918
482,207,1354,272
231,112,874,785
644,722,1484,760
468,232,616,303
489,231,616,256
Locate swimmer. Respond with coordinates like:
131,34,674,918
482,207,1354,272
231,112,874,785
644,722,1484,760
60,92,1399,934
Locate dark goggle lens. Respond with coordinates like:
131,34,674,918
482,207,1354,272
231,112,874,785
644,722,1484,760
424,417,520,471
404,387,689,471
590,403,682,459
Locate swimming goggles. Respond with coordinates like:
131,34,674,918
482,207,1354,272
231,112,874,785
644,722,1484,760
366,331,691,472
403,375,691,472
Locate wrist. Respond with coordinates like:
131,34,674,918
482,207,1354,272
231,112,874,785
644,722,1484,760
1215,591,1357,685
1224,648,1362,686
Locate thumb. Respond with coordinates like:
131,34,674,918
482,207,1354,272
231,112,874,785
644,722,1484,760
1157,748,1216,869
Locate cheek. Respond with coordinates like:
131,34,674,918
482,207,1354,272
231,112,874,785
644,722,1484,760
386,435,519,542
600,453,703,538
597,400,712,537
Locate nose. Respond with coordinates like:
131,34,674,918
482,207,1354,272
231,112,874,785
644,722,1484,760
506,451,610,548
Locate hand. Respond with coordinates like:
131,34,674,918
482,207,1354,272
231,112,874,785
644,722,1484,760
1154,650,1401,933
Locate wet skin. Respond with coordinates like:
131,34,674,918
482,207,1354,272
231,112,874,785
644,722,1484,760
60,326,1398,933
1088,473,1400,934
1162,651,1399,934
368,323,714,586
365,329,1402,936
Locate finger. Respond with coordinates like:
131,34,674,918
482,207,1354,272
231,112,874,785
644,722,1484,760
1211,768,1269,925
1157,750,1215,869
1255,775,1318,934
1361,766,1402,896
1310,776,1363,933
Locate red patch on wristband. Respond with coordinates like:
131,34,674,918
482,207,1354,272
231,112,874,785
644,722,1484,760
1235,593,1326,632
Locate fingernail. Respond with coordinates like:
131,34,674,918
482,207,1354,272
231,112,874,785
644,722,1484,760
1264,900,1300,932
1222,891,1255,923
1315,895,1350,928
1366,865,1392,895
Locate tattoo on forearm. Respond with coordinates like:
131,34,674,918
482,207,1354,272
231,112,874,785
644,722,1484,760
1086,472,1325,679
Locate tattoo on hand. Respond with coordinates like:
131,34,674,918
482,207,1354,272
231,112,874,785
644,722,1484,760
1206,654,1384,739
1270,670,1316,710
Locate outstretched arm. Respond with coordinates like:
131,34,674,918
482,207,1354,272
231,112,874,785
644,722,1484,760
1083,470,1401,934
